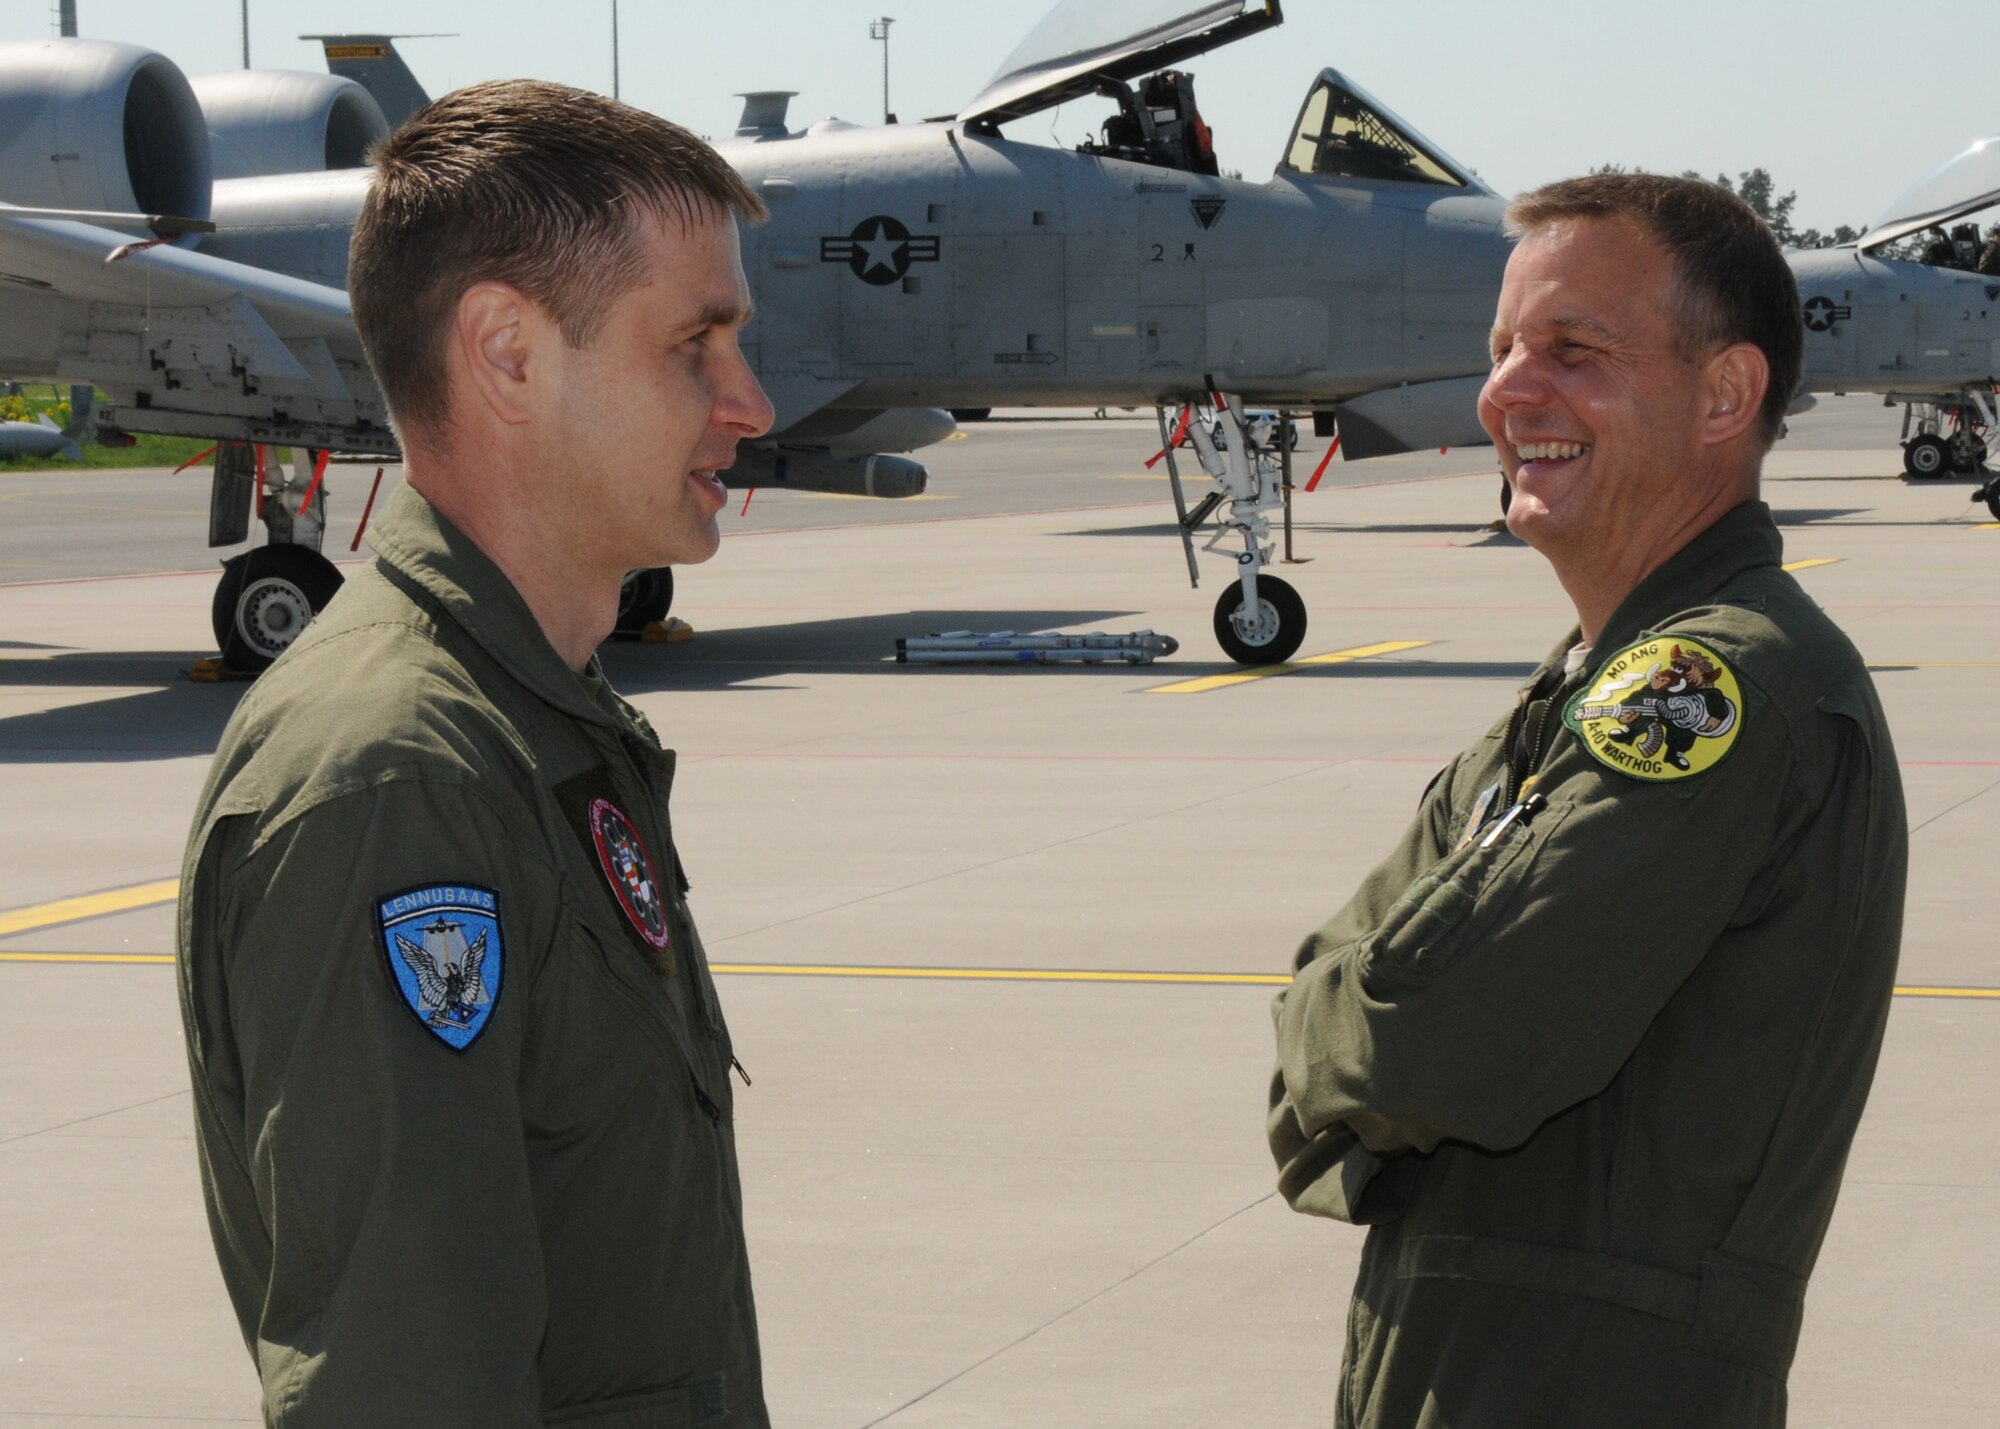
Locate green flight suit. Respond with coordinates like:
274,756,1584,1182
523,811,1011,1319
1269,502,1906,1428
177,485,765,1428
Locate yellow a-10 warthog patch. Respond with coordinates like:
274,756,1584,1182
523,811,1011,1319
1563,635,1742,780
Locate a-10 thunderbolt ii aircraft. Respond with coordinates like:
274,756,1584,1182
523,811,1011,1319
1790,134,2000,516
0,0,1509,669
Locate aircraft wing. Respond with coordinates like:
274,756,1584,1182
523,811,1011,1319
0,208,372,430
958,0,1280,127
1859,135,2000,252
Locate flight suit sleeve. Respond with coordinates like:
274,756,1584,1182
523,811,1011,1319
1274,670,1799,1165
195,775,557,1427
1266,751,1466,1220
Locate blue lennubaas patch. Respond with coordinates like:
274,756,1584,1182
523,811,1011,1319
376,884,504,1051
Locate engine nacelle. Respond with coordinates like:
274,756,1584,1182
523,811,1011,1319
770,406,957,456
189,70,389,180
726,448,929,498
0,38,211,231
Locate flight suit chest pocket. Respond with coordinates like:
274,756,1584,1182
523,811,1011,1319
1362,797,1574,990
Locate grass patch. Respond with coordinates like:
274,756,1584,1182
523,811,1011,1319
0,432,225,472
1,387,295,472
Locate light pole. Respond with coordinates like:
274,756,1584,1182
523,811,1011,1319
240,0,250,66
610,0,620,100
869,16,894,123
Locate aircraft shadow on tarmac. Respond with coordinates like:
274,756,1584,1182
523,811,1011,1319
0,651,241,763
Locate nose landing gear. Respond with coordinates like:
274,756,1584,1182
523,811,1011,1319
1155,392,1309,665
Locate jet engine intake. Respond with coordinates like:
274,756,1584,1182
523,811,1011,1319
726,448,929,498
189,70,389,179
0,39,211,233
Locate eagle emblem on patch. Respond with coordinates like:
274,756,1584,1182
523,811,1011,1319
375,884,504,1051
588,797,671,950
1563,636,1743,780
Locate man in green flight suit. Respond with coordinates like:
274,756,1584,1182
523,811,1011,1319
176,82,776,1425
1269,174,1907,1427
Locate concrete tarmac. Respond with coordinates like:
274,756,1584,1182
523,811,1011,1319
1,402,1994,1426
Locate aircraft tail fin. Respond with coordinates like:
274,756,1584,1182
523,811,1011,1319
300,34,438,128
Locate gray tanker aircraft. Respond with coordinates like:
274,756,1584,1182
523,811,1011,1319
0,0,1511,668
1790,135,2000,516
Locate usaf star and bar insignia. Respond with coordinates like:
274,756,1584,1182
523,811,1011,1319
821,215,941,287
1563,636,1744,781
376,884,504,1051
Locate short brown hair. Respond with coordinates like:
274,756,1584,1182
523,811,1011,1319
1505,173,1802,447
349,79,766,439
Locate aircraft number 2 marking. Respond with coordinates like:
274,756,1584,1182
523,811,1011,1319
1148,243,1197,263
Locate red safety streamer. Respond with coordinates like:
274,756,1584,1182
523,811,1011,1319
350,466,385,552
297,448,331,516
173,443,218,475
1144,405,1194,469
1303,434,1341,493
253,444,267,519
739,487,756,517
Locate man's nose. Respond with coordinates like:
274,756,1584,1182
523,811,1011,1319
719,351,775,439
1480,346,1548,412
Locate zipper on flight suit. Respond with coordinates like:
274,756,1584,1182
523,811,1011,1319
614,731,738,1060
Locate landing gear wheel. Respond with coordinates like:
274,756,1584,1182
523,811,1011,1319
1213,574,1307,665
1980,479,2000,521
1904,434,1951,479
1948,428,1989,474
1500,476,1513,516
211,545,344,672
613,566,674,638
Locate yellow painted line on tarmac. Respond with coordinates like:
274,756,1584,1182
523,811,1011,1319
0,952,175,964
1146,639,1431,694
4,950,1997,1002
1978,522,2000,531
1782,558,1839,572
0,879,179,939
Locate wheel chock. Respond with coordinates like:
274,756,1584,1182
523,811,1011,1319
640,617,695,644
187,655,256,683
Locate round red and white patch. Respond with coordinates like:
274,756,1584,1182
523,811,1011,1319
587,797,671,950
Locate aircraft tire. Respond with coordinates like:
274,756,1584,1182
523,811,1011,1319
1500,476,1513,516
612,566,674,638
1903,434,1951,479
211,544,344,673
1214,575,1307,665
1981,480,2000,521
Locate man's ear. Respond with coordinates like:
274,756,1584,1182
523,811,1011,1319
451,281,558,428
1700,341,1770,447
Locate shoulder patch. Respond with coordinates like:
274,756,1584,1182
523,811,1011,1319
376,884,504,1051
588,797,672,952
1563,635,1743,781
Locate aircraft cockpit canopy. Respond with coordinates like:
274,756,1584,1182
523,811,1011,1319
1281,70,1481,190
1859,134,2000,253
957,0,1279,129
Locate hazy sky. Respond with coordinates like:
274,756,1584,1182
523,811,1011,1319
12,0,2000,234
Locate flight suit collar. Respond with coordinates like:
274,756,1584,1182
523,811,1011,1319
366,483,622,732
1592,501,1784,662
